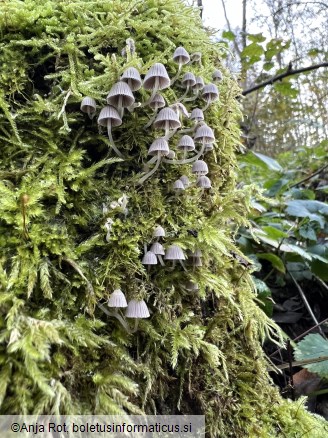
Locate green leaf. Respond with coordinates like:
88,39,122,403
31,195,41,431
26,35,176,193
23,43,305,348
252,152,283,172
241,42,264,59
247,33,266,43
263,62,274,71
274,81,298,98
294,334,328,378
298,223,317,241
257,253,285,273
262,226,289,240
222,30,235,41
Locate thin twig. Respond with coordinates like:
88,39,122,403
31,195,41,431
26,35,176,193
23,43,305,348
289,163,328,188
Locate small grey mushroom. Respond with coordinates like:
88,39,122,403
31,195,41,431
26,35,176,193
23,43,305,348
194,124,215,145
170,102,189,119
180,72,196,99
144,63,170,94
125,300,150,318
108,289,128,308
139,138,170,184
150,242,165,266
153,225,165,238
149,94,166,110
212,69,223,82
142,251,157,265
164,244,187,270
197,175,212,188
121,67,142,91
190,108,204,122
185,280,199,291
190,52,202,63
190,249,203,258
107,81,135,117
98,105,123,158
193,76,204,91
80,96,97,119
192,160,208,176
173,46,190,66
173,179,185,193
192,257,202,267
202,83,219,110
177,135,195,152
179,175,190,188
153,107,181,139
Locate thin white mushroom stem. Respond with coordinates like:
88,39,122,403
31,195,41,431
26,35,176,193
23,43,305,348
162,141,206,165
164,120,170,139
178,85,191,102
107,120,124,158
138,151,162,184
97,303,132,333
170,63,182,86
117,95,124,118
202,99,212,112
142,76,160,107
157,255,165,266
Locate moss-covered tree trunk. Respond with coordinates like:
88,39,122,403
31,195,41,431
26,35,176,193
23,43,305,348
0,0,326,436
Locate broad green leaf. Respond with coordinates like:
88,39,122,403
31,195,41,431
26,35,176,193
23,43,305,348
285,200,328,227
274,82,298,98
241,42,264,58
262,226,289,240
298,224,317,241
247,33,266,43
257,253,285,273
222,30,235,41
252,152,283,172
263,62,274,71
294,334,328,378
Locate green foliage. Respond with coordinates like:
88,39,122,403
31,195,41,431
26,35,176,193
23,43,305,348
294,334,328,379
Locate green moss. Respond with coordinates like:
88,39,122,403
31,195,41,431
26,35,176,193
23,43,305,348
0,0,327,436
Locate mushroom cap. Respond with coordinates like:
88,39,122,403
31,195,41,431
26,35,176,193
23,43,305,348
194,124,215,144
107,81,135,107
173,46,190,65
193,76,204,91
181,72,196,87
143,63,170,90
148,137,170,156
150,242,165,255
192,160,209,176
177,135,195,152
125,299,150,318
142,251,158,265
164,244,186,260
153,225,165,237
202,83,219,103
173,179,185,190
149,93,166,110
108,289,128,308
193,257,203,266
170,102,189,118
80,96,97,113
153,108,181,130
185,280,199,291
191,52,202,62
98,105,122,127
212,69,223,81
179,175,190,187
167,150,176,159
205,143,214,151
190,249,202,258
121,67,142,91
197,175,212,188
190,108,204,122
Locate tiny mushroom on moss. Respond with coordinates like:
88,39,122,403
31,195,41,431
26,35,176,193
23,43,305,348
153,107,181,139
190,108,204,123
212,69,223,82
80,96,97,119
98,105,123,157
171,46,190,84
153,225,165,238
139,137,170,183
108,289,128,308
143,63,170,104
202,83,219,110
192,160,208,176
185,280,199,291
173,179,185,194
164,244,187,270
142,251,157,268
125,300,150,318
120,67,142,91
197,175,211,188
150,242,165,266
107,81,135,117
179,175,190,187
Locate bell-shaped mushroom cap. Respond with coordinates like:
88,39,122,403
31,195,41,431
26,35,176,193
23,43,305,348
194,124,215,144
179,175,190,187
177,135,195,152
212,69,223,81
185,280,199,291
197,175,212,188
142,251,157,265
190,249,202,258
121,67,142,91
98,105,122,127
167,150,176,159
193,257,203,267
126,299,150,318
191,52,202,62
190,108,204,122
192,160,209,176
143,63,170,90
153,108,181,130
108,289,128,308
107,81,135,107
164,244,186,260
181,72,196,88
148,137,170,156
170,102,189,118
202,83,219,103
173,180,185,191
173,46,190,65
205,143,214,151
193,76,204,91
150,242,165,255
149,93,166,110
80,96,97,113
153,225,165,238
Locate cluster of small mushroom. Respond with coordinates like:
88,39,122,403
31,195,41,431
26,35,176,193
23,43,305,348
107,289,150,319
80,45,223,190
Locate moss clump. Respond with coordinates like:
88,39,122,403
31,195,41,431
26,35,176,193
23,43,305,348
0,0,327,436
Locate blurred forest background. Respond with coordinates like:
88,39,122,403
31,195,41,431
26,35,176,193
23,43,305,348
193,0,328,416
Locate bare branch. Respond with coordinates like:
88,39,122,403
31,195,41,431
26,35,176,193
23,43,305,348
242,62,328,96
220,0,241,56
